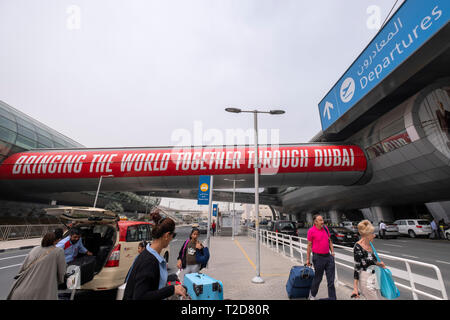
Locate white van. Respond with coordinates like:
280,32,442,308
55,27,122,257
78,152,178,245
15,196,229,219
393,219,432,238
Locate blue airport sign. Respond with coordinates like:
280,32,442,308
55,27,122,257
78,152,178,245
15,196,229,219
213,204,218,217
197,175,211,205
318,0,450,132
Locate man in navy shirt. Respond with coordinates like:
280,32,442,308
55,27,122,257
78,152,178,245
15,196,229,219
56,227,93,263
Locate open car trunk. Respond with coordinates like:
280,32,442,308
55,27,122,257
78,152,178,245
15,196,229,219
73,223,117,275
45,207,118,281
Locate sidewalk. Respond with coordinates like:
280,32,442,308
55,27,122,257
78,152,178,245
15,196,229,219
204,235,353,300
0,238,41,252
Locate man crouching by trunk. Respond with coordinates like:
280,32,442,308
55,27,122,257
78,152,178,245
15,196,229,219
306,214,336,300
56,227,93,264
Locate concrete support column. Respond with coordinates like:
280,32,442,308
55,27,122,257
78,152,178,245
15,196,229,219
306,212,313,226
329,210,342,226
362,206,394,225
425,201,450,223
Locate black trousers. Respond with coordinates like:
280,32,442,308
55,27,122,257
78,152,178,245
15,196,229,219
310,253,336,300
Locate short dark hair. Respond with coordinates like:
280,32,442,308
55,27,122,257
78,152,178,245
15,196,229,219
54,228,63,240
41,232,56,247
70,227,81,236
138,241,147,248
313,214,322,222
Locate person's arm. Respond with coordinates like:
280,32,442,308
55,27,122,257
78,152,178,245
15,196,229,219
133,261,175,300
306,229,312,266
306,241,312,266
177,240,187,269
78,238,92,255
329,238,335,256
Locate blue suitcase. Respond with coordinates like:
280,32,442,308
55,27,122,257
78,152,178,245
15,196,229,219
184,273,224,300
286,266,315,299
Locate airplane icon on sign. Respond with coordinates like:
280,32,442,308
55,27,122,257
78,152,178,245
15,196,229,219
323,102,334,120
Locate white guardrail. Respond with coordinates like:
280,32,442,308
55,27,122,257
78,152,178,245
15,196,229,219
247,228,448,300
0,224,64,241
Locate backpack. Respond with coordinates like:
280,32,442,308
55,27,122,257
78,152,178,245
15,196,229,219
195,247,210,270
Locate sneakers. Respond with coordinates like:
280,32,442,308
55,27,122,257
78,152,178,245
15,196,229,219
308,293,315,300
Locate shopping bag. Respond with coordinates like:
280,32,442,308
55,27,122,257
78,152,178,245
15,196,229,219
370,242,400,300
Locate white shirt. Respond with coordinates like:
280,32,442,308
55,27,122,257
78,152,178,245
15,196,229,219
380,222,387,230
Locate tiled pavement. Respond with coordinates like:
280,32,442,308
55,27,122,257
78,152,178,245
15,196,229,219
204,235,353,300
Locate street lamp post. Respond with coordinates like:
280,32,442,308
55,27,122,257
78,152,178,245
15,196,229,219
224,178,245,241
93,175,114,208
225,108,285,284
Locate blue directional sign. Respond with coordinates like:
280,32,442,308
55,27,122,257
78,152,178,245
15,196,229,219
197,175,211,205
213,204,218,217
318,0,450,131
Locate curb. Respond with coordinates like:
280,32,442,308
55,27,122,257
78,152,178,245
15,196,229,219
0,245,36,253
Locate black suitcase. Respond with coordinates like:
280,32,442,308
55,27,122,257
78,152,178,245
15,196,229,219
68,255,97,285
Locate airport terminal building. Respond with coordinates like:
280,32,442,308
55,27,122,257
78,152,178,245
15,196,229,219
0,0,449,226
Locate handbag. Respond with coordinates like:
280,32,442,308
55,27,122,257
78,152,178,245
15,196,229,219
195,247,210,270
370,242,400,300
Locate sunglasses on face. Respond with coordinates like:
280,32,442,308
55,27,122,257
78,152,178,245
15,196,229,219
170,232,177,239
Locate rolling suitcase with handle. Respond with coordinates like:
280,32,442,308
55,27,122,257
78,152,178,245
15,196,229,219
183,273,223,300
286,265,315,299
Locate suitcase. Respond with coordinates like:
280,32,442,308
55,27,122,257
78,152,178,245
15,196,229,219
68,255,97,285
286,266,315,299
183,273,224,300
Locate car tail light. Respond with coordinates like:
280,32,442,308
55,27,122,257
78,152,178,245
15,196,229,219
416,226,422,228
105,244,121,267
295,230,298,236
276,229,279,233
336,234,345,238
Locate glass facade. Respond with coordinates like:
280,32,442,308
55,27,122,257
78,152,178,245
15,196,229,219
0,100,161,213
0,100,84,164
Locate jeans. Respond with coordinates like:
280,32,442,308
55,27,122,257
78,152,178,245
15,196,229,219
310,253,337,300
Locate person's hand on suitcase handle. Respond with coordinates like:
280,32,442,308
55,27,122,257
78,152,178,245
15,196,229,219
174,284,187,298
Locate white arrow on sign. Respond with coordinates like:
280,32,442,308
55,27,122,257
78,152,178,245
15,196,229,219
323,101,334,120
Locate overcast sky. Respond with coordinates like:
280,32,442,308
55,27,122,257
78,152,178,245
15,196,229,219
0,0,403,209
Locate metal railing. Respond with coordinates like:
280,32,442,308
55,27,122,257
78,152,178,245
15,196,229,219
0,224,64,241
247,228,448,300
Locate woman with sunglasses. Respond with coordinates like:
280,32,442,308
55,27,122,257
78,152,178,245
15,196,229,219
123,212,186,300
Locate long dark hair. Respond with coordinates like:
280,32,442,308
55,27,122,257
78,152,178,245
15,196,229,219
190,228,200,239
41,232,56,247
151,212,175,239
